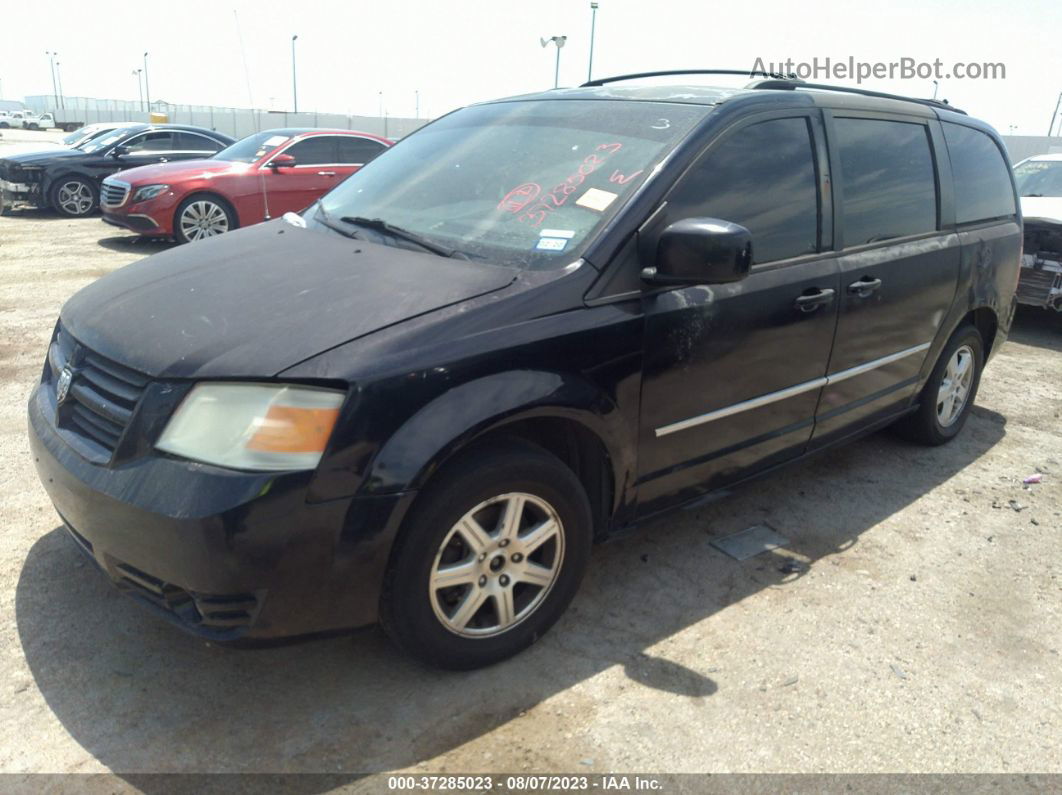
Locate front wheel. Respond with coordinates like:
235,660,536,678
174,195,236,244
380,440,592,669
893,325,984,445
50,177,98,217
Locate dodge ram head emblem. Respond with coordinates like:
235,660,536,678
56,366,74,406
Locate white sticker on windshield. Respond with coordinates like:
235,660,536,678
540,229,575,239
264,135,288,146
575,188,618,212
536,237,569,252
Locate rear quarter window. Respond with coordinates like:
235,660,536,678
943,123,1017,223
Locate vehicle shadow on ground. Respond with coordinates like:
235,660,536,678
16,411,1006,785
96,235,173,255
1009,306,1062,352
0,207,75,222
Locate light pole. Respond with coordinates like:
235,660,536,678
378,90,383,118
132,68,143,111
540,36,567,89
1049,91,1062,137
932,80,938,100
415,89,419,119
588,3,599,83
291,35,298,113
46,52,58,107
143,52,151,111
55,60,65,108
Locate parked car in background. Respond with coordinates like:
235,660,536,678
0,124,234,217
28,75,1019,669
101,128,391,243
0,122,142,159
1013,154,1062,311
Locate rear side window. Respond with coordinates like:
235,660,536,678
337,137,387,164
668,117,819,264
285,136,338,165
943,123,1016,223
174,132,224,154
834,118,937,246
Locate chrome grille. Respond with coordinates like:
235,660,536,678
47,325,149,457
1017,266,1062,307
100,179,130,208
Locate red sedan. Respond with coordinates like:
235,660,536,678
100,128,392,243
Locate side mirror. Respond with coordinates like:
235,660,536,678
269,153,296,171
642,218,752,286
111,145,130,158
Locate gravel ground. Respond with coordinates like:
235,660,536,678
1,131,1060,785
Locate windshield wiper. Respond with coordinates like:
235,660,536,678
312,201,361,240
340,216,462,258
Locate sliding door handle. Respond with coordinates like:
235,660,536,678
847,276,882,297
794,288,836,313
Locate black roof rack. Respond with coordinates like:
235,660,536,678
581,69,794,87
580,69,966,115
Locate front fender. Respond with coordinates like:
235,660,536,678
359,369,632,503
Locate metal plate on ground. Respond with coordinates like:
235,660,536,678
710,523,790,561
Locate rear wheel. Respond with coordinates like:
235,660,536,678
174,195,236,243
893,325,984,445
50,177,98,217
380,440,592,669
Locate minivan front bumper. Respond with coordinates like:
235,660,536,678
28,383,414,641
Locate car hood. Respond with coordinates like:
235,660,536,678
1021,196,1062,224
0,142,67,158
60,219,518,379
111,158,245,184
0,147,87,166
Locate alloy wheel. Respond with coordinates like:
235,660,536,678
179,200,230,241
429,492,565,638
936,344,975,427
57,181,94,216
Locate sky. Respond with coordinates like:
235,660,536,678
2,0,1060,135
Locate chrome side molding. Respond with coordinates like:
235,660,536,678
655,342,932,437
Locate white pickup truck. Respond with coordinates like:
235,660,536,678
0,111,57,130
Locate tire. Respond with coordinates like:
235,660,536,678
893,325,984,445
174,194,237,244
380,439,593,670
49,176,98,217
0,122,9,129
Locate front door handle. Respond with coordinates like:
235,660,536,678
847,276,882,297
317,171,337,176
794,287,836,313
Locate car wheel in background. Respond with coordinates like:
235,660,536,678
893,324,984,446
50,177,98,217
380,439,593,670
174,195,236,244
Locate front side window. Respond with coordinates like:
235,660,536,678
124,132,175,153
318,100,707,269
835,118,937,246
284,136,338,166
666,116,820,264
943,123,1017,222
1013,158,1062,199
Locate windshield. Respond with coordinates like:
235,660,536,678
1014,160,1062,198
213,131,292,163
78,130,130,154
317,100,707,268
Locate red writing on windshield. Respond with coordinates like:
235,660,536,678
514,142,624,227
497,182,542,213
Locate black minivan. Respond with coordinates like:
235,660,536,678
29,73,1020,669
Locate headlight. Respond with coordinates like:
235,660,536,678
156,383,345,471
132,184,169,202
